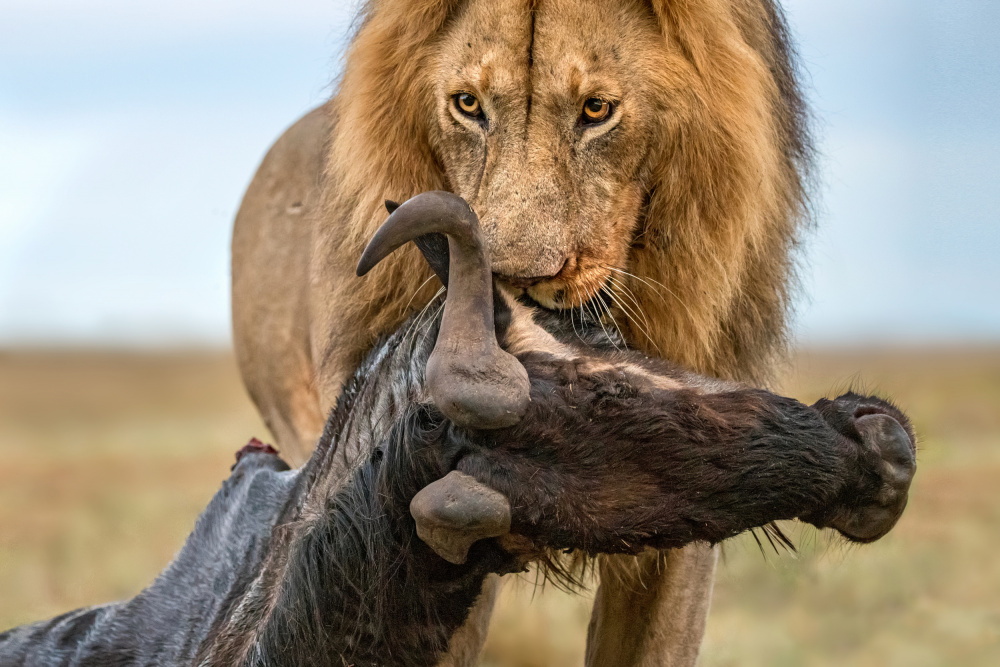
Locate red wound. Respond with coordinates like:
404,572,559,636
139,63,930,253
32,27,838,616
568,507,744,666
232,437,280,469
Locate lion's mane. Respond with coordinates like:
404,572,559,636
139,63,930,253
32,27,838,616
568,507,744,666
315,0,812,386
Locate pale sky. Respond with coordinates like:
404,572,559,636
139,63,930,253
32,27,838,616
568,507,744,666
1,0,997,346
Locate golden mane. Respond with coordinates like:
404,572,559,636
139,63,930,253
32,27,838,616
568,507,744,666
312,0,811,399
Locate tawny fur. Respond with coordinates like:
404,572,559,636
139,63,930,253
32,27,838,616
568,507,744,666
231,0,811,665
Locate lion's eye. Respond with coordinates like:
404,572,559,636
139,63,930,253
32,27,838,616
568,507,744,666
454,93,483,119
581,97,613,124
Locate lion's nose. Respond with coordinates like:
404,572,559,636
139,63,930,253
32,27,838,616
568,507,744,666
496,258,569,289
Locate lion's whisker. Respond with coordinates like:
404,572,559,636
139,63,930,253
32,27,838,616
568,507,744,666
405,286,445,351
607,275,651,333
403,275,436,314
400,277,438,348
610,279,661,354
584,289,621,351
606,266,738,345
604,266,671,305
422,299,446,337
405,287,440,340
568,287,584,342
605,279,660,353
604,265,697,324
607,275,653,338
604,287,646,348
574,285,591,338
595,291,626,351
573,285,587,336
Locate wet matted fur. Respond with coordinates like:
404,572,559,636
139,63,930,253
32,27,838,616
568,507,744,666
231,0,812,664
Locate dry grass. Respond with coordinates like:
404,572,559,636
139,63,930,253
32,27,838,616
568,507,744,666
1,347,998,664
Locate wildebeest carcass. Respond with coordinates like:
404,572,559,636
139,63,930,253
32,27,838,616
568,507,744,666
0,192,916,667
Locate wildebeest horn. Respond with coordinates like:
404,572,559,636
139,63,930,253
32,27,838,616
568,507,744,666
357,191,530,429
409,471,511,564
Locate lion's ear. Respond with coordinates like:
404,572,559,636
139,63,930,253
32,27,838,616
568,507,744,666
385,200,401,214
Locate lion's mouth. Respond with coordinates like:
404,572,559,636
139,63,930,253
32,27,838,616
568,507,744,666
521,266,610,310
503,263,655,352
493,249,653,350
503,279,631,352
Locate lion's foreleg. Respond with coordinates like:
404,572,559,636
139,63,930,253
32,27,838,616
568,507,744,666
586,545,718,667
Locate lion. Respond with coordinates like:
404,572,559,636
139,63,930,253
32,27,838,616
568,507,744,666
230,0,811,664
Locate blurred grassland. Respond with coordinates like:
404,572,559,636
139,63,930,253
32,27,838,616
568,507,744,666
0,347,998,665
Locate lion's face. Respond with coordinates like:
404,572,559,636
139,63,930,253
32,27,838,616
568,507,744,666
429,0,667,309
326,0,806,383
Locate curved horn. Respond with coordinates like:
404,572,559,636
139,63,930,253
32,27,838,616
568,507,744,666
357,198,451,284
357,191,530,429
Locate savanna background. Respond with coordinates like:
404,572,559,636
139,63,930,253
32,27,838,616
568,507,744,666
1,1,998,665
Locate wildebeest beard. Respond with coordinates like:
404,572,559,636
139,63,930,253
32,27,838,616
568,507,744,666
0,193,917,667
